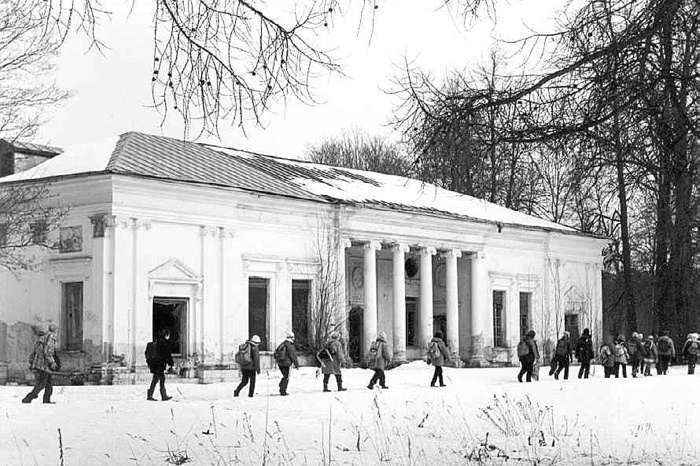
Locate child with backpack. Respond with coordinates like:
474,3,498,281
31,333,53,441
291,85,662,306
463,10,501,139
599,341,615,378
681,333,699,375
626,332,643,377
274,332,299,396
641,335,657,376
517,330,539,383
319,331,346,392
367,331,392,389
656,331,675,375
427,331,450,387
613,334,629,378
234,335,261,397
551,332,572,380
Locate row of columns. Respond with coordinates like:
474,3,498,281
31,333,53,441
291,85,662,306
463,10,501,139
355,241,472,361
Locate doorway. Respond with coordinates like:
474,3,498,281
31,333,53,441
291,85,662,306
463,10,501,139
348,306,363,363
152,297,188,356
248,277,269,351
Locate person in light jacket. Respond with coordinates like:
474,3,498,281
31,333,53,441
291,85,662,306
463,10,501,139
319,332,347,392
367,331,392,389
427,331,450,387
22,324,60,404
234,335,261,398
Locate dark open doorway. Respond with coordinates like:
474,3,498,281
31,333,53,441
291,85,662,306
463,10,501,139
348,306,363,363
152,297,188,356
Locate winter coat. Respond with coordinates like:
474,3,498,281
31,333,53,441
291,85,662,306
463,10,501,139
554,337,572,362
320,339,344,375
528,338,541,361
28,331,58,372
626,338,642,362
148,337,175,374
276,340,299,368
642,339,657,363
368,336,392,370
656,336,676,357
575,335,594,362
428,337,450,367
599,344,615,368
239,341,261,373
682,339,699,358
613,341,629,364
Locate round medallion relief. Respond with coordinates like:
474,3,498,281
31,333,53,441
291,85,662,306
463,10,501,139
351,266,364,289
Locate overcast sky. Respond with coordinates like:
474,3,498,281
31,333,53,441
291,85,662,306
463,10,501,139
37,0,557,159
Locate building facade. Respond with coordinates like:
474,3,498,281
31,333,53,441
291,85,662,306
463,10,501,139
0,133,607,383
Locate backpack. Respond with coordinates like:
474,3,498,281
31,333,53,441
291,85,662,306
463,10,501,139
317,343,334,361
235,342,252,366
627,341,637,355
555,339,568,356
145,341,159,363
642,340,652,357
367,341,381,368
657,337,671,354
427,341,440,361
614,343,625,358
685,341,698,356
599,346,611,363
274,342,288,364
517,340,531,358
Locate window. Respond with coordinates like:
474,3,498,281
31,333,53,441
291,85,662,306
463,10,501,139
493,290,506,347
292,280,311,348
405,257,419,278
406,297,417,346
152,298,188,356
61,282,83,351
30,221,47,244
565,314,580,349
519,292,531,337
59,226,82,253
248,277,269,351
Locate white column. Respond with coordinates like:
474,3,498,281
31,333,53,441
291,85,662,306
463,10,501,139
392,243,409,362
337,239,352,339
470,251,487,366
363,241,381,356
419,247,436,348
100,215,116,358
443,249,462,358
130,218,151,368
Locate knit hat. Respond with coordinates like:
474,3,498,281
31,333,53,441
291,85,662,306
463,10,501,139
33,323,47,335
286,332,295,341
526,330,536,338
250,335,262,344
48,323,58,332
378,331,387,341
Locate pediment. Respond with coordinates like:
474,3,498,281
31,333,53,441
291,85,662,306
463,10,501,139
148,259,201,282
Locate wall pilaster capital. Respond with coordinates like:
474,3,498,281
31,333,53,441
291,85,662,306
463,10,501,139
441,249,462,259
133,219,152,231
471,251,486,260
200,225,218,237
420,246,437,256
340,238,352,249
219,227,236,239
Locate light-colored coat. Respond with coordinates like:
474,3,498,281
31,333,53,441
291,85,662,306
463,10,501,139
28,331,58,372
368,336,392,370
321,339,345,375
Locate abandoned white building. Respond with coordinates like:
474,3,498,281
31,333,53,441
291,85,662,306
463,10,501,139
0,132,607,384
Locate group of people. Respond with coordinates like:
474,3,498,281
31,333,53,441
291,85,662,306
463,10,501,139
517,328,700,382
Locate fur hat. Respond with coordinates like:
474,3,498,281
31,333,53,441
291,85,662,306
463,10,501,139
378,331,387,341
33,323,47,336
286,332,295,341
582,328,590,337
563,331,570,339
250,335,262,344
526,330,536,338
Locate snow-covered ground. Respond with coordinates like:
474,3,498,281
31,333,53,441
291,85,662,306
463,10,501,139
1,362,698,465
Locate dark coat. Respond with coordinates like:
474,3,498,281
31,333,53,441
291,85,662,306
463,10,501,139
555,337,572,362
428,337,450,367
576,335,594,362
148,337,174,374
240,341,261,373
599,343,615,368
276,340,299,368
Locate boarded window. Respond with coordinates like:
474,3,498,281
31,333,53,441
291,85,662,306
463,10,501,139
248,277,269,351
493,290,506,348
30,221,47,244
61,282,83,351
519,292,531,337
59,226,82,253
292,280,311,348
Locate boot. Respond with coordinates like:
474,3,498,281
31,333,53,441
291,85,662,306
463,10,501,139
147,389,157,401
323,383,331,392
160,388,172,401
21,393,36,404
335,374,347,392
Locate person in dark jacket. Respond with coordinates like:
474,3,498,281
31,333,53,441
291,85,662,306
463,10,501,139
22,324,60,404
427,331,450,387
275,332,299,396
627,332,643,377
599,341,615,378
319,331,347,392
681,333,699,375
517,330,539,383
234,335,261,397
551,332,572,380
367,331,392,389
575,328,594,379
656,331,675,375
146,329,174,401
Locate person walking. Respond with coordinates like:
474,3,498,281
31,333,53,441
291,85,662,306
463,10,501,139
641,335,657,376
145,329,174,401
274,332,299,396
552,332,572,380
367,331,392,389
576,328,594,379
319,331,347,392
613,334,629,378
681,333,699,375
22,324,60,404
627,332,643,377
599,341,615,378
427,331,450,387
517,330,539,383
234,335,261,397
656,331,675,375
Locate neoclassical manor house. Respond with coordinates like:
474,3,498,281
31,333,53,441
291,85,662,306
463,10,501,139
0,132,606,384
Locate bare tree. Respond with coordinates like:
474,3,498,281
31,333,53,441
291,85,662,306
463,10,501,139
305,128,413,177
0,181,67,272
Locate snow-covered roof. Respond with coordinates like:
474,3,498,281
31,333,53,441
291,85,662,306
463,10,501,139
0,131,581,235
